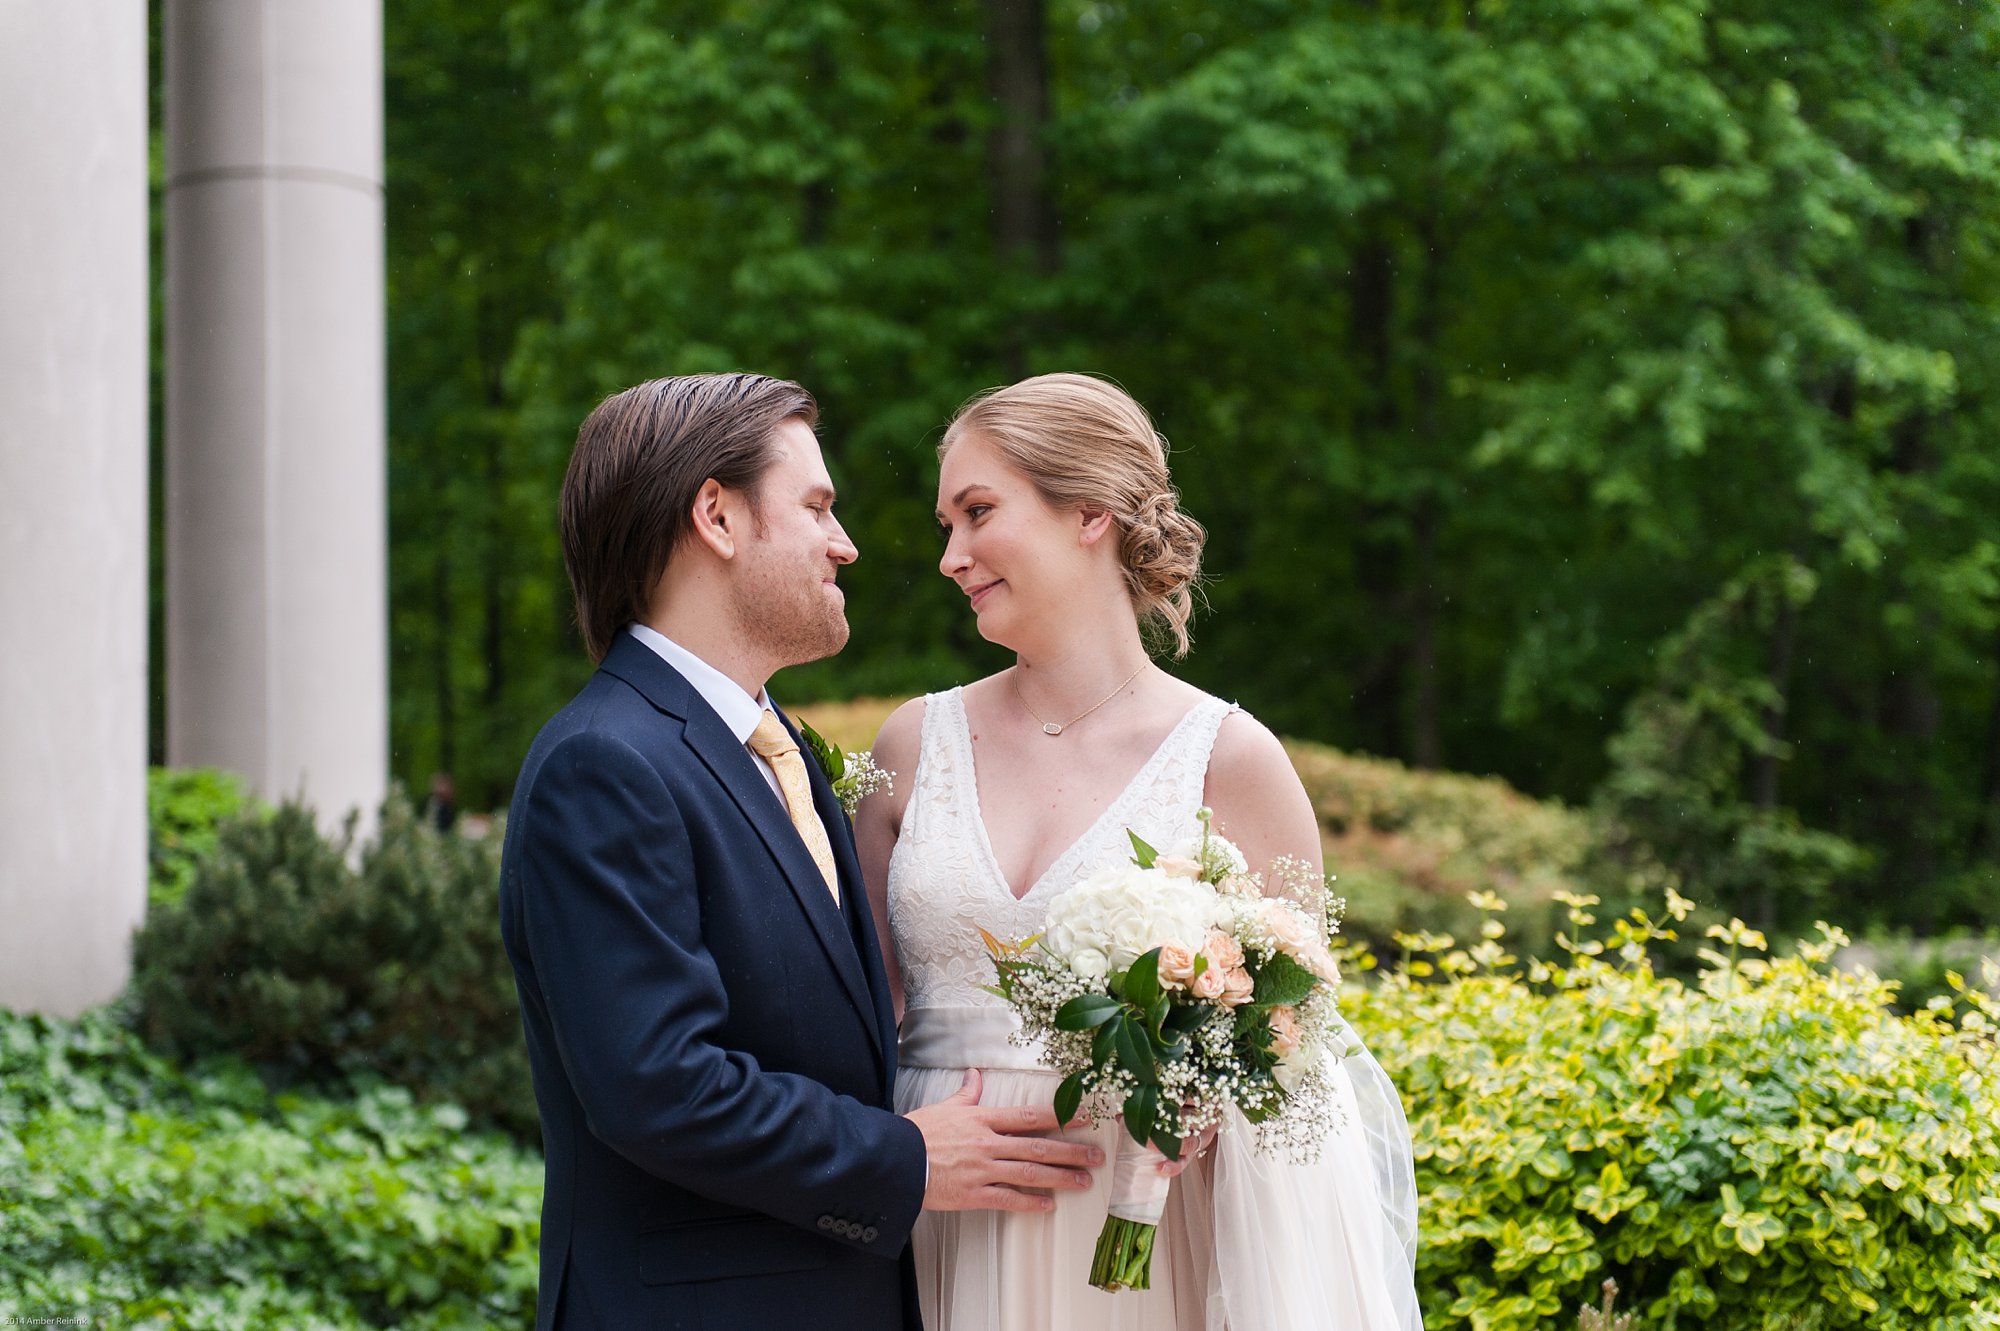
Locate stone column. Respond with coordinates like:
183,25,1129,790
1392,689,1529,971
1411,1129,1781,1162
164,0,387,830
0,2,150,1015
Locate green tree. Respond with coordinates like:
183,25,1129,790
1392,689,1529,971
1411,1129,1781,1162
354,0,2000,933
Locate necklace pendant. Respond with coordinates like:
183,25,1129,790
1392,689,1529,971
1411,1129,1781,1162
1042,722,1064,736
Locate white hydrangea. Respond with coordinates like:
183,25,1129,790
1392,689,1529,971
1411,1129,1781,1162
1041,864,1224,973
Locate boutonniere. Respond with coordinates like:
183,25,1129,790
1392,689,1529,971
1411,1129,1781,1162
799,718,895,815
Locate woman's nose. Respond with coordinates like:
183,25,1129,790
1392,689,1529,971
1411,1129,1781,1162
939,531,970,577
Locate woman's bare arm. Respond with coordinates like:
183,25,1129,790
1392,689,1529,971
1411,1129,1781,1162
854,697,926,1020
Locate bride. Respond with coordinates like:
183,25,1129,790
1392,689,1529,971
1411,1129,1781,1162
856,374,1424,1331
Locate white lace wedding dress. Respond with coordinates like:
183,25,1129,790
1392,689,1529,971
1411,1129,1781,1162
889,688,1424,1331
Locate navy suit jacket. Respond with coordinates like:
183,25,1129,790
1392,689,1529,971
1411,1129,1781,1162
498,634,927,1331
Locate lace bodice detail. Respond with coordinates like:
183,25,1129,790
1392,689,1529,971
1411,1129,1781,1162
887,687,1238,1017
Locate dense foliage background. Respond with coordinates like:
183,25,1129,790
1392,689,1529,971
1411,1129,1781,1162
142,0,2000,939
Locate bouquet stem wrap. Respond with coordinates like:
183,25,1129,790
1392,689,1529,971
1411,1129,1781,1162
1090,1136,1171,1291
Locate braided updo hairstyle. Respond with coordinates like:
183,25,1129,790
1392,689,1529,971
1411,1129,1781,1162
941,373,1206,657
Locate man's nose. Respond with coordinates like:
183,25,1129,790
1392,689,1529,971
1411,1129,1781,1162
828,517,858,565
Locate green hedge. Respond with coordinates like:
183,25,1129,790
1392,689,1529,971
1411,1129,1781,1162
146,767,259,910
1348,896,2000,1329
0,1009,539,1328
131,789,532,1137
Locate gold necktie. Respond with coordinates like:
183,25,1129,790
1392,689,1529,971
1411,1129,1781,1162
747,709,840,903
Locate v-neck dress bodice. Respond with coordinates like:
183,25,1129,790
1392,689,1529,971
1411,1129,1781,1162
887,686,1236,1067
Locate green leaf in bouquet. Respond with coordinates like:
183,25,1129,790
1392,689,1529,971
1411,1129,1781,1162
1054,1069,1087,1127
1055,993,1124,1031
1147,995,1171,1036
1124,948,1163,1009
1092,1022,1118,1066
1124,1085,1159,1147
1252,951,1318,1009
1155,1128,1181,1162
1165,1003,1209,1034
1113,1014,1158,1084
1127,830,1159,868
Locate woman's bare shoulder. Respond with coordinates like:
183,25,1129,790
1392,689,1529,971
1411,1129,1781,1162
1208,706,1300,793
871,694,929,766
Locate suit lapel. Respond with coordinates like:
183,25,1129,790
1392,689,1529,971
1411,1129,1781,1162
792,718,902,1079
681,706,882,1065
600,637,882,1067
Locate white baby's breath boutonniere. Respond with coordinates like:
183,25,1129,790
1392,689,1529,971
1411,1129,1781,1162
798,718,894,816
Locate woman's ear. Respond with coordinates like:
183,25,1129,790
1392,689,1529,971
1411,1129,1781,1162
689,478,738,559
1078,507,1115,547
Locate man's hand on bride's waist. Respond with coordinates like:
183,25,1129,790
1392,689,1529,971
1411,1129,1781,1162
907,1068,1106,1212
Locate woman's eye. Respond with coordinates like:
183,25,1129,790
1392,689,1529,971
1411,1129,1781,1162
967,505,991,521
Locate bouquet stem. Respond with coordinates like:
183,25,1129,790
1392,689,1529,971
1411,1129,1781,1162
1089,1215,1158,1291
1090,1134,1172,1292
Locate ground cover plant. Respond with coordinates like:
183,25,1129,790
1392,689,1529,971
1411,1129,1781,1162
0,1008,540,1329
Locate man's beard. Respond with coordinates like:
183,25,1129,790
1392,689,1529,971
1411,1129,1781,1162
735,553,850,669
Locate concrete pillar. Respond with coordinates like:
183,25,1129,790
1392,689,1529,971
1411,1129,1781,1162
164,0,387,830
0,2,150,1015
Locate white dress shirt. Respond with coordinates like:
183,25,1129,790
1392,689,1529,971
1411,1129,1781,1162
627,623,786,803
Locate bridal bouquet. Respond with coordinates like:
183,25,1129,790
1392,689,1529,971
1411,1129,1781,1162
982,810,1348,1292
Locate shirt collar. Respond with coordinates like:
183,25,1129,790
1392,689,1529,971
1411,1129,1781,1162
626,623,773,745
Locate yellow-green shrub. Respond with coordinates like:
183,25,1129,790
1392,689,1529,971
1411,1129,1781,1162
1345,900,2000,1330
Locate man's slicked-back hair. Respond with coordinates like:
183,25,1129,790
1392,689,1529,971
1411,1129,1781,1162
560,373,818,662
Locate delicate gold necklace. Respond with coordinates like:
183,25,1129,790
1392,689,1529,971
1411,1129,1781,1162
1011,661,1151,737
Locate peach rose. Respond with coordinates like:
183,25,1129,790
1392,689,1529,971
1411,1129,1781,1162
1301,940,1341,985
1156,942,1198,990
1202,929,1245,973
1154,854,1204,880
1260,900,1317,957
1189,964,1228,1001
1267,1005,1303,1058
1218,871,1262,898
1219,965,1256,1007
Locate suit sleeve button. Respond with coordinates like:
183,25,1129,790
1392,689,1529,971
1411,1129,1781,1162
817,1216,834,1231
861,1226,879,1243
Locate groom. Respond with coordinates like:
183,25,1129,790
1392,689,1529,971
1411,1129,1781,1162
499,374,1101,1331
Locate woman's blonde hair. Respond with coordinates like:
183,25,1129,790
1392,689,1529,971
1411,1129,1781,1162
941,373,1206,657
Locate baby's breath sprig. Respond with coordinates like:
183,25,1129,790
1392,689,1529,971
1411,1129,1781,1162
833,751,893,815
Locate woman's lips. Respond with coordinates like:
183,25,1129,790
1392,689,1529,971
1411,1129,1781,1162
966,579,1002,610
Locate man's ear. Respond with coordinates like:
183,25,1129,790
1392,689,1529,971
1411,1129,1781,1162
689,479,738,559
1078,507,1115,548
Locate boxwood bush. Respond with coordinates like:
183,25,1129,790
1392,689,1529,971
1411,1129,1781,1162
131,788,532,1136
0,1009,540,1328
1345,895,2000,1330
